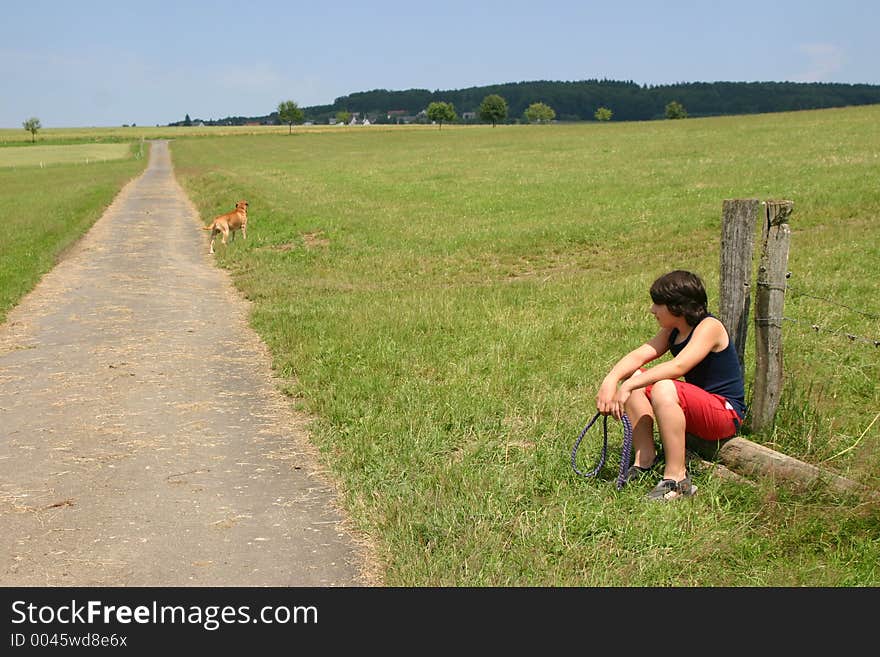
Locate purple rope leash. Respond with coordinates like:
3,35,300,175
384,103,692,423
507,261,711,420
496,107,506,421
570,411,634,491
616,414,634,490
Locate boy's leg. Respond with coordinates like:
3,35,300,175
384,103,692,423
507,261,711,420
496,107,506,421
624,385,656,469
648,379,687,482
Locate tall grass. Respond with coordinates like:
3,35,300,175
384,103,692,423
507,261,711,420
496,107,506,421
170,107,880,585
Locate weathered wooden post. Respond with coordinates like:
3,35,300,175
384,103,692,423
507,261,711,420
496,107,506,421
719,199,760,378
751,200,793,432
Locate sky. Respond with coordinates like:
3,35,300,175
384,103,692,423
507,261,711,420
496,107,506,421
2,0,878,128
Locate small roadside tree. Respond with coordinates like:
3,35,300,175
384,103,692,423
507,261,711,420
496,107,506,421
23,117,41,142
665,100,688,119
277,100,304,134
594,107,613,122
524,102,555,124
478,94,508,127
335,110,351,125
426,101,457,130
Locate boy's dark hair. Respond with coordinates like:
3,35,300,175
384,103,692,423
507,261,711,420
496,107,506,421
650,270,709,327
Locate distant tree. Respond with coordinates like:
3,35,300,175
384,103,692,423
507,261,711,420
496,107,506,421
426,101,457,130
524,102,555,124
665,100,688,119
594,107,613,121
184,113,192,127
479,94,508,127
22,117,41,142
277,100,305,134
335,110,351,125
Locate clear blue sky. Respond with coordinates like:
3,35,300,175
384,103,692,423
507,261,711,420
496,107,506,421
3,0,878,128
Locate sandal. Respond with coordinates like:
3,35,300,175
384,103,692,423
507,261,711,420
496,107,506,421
646,475,697,501
625,455,661,482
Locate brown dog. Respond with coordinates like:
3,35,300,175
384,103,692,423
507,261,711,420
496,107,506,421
204,200,249,254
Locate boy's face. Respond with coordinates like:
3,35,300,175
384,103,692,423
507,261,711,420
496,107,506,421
650,303,677,328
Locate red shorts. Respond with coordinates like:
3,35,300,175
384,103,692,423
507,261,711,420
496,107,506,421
645,381,740,441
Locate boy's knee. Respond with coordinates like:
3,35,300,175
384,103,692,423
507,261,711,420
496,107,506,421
649,379,679,407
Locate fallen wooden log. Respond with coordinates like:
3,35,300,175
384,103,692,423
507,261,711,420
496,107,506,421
686,434,878,500
689,457,755,487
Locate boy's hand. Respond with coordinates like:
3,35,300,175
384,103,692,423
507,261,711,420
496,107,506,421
597,380,632,421
596,380,619,418
611,386,632,420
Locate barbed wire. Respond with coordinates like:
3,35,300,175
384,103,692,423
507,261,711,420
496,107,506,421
787,283,880,320
768,272,880,347
782,316,880,348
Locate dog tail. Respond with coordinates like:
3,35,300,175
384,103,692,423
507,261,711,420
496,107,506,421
201,222,214,230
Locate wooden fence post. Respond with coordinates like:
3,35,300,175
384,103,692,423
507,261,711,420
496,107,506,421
751,200,793,432
719,199,760,378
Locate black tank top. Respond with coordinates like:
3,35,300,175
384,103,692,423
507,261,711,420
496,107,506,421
669,316,747,420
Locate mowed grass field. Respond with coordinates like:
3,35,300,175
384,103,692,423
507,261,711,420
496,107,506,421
0,123,408,147
1,107,877,585
0,125,274,144
0,143,135,167
168,106,880,585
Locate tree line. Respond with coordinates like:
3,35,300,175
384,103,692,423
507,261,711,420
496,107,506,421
170,79,880,127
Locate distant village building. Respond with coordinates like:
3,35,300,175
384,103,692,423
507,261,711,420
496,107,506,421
387,109,419,124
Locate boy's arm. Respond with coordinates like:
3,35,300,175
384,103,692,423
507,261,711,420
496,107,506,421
596,330,670,415
619,317,726,395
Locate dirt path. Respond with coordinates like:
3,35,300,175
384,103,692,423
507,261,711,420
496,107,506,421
0,141,374,586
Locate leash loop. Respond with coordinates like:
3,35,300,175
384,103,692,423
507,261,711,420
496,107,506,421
570,411,634,491
570,411,608,478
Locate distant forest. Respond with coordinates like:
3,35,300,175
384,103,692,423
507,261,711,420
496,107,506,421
170,79,880,126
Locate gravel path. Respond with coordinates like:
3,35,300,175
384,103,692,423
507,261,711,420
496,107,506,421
0,141,373,586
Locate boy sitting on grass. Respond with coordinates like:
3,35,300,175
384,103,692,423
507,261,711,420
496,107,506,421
595,270,746,501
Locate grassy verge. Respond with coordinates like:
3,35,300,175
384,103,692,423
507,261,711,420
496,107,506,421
168,108,875,584
0,144,148,323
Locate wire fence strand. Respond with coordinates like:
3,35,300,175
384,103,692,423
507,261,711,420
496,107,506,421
778,274,880,348
787,284,880,320
782,316,880,347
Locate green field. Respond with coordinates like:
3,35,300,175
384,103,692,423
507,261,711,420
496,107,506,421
0,123,418,147
0,143,136,167
168,106,880,585
0,125,273,144
2,107,878,585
